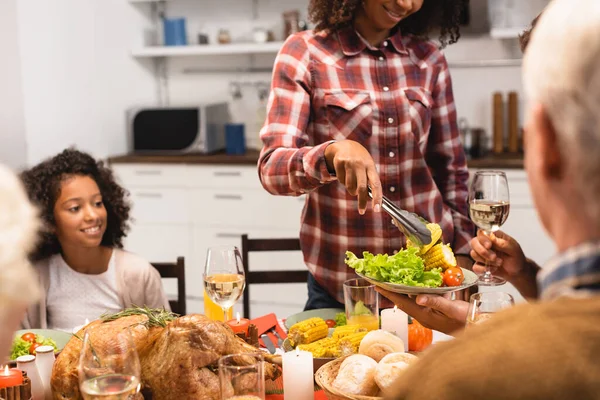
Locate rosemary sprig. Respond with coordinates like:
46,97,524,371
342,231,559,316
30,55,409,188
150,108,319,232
100,306,178,328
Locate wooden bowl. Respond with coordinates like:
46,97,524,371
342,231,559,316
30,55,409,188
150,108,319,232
314,356,383,400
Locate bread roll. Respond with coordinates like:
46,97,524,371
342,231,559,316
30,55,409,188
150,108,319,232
332,354,379,396
358,330,405,362
374,352,418,395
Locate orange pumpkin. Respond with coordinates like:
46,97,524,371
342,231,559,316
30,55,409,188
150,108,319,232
408,317,433,352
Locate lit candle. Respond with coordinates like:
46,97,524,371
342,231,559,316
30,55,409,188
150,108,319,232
283,348,313,400
381,306,409,352
0,365,23,389
227,312,250,336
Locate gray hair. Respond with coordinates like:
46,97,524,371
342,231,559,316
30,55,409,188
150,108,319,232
523,0,600,222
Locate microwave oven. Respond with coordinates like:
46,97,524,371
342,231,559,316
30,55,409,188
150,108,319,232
127,103,231,153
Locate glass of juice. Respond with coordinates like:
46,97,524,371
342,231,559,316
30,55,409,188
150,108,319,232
343,278,379,331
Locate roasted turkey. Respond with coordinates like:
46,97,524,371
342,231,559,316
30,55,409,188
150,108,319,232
51,312,281,400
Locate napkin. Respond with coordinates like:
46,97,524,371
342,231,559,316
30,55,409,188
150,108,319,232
250,313,287,349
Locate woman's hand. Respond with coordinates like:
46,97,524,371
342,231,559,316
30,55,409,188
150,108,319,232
325,140,382,215
376,288,469,335
470,230,527,281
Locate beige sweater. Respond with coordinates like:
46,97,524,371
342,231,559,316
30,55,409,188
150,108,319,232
389,296,600,399
22,249,171,329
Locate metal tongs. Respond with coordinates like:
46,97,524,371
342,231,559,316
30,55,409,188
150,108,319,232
367,187,432,247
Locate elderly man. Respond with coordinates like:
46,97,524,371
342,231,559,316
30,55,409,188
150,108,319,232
382,0,600,398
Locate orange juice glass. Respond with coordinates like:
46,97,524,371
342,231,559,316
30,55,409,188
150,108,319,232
343,278,379,331
204,289,233,321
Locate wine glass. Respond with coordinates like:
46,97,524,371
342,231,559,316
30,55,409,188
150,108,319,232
466,292,515,328
203,246,246,321
78,326,141,400
468,170,510,286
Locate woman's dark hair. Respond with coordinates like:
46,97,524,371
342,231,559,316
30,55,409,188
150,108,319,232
20,148,131,261
519,13,542,52
309,0,467,47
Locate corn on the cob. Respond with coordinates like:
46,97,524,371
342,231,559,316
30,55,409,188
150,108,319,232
338,331,369,356
406,223,443,254
422,243,456,271
288,317,329,347
332,325,365,340
298,337,340,358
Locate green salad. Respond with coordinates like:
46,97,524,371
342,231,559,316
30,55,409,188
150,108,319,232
345,247,443,288
11,333,58,360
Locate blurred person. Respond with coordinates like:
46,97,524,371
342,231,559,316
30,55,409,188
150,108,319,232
20,148,170,331
383,0,600,398
258,0,475,310
0,164,40,357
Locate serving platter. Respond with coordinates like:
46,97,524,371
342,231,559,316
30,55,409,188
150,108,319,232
357,268,478,295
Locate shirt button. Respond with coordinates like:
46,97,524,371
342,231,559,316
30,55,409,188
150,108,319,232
387,117,394,123
390,186,396,193
383,41,389,47
389,151,395,158
378,56,384,61
383,86,390,92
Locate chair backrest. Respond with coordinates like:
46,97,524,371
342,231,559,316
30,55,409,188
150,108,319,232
241,234,308,318
152,257,186,315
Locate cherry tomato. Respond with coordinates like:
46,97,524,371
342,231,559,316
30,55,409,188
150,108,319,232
21,332,36,343
29,342,41,355
325,319,336,328
443,267,465,287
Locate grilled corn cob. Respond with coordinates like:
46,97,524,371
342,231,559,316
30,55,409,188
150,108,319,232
288,317,329,347
422,243,457,271
298,337,340,358
407,223,443,254
338,331,369,356
332,325,365,340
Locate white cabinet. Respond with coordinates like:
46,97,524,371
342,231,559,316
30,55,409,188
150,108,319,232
112,163,306,318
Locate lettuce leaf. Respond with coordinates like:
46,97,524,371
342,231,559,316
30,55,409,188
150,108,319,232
345,248,443,288
10,334,59,360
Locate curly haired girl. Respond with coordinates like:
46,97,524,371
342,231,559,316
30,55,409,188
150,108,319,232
20,148,170,330
258,0,474,310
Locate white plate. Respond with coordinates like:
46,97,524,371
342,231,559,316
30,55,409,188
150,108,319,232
357,268,478,295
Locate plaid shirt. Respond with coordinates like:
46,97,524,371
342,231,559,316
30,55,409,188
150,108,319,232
258,27,474,302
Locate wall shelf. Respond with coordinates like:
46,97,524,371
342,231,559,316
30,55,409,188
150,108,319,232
132,42,284,57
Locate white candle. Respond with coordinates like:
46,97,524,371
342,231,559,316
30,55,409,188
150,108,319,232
381,306,408,352
283,348,313,400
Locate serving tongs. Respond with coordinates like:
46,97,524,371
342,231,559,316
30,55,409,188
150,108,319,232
367,187,432,247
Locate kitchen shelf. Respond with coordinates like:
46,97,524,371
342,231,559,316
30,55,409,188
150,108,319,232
132,42,285,57
490,27,526,39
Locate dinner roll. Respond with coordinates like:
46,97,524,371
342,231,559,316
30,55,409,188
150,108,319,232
358,330,405,362
374,352,418,395
332,354,379,396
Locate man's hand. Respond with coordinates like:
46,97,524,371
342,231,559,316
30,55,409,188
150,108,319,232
325,140,382,215
470,230,527,281
376,288,469,335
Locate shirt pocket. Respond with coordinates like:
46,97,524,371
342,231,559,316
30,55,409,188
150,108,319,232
403,87,433,151
324,91,373,142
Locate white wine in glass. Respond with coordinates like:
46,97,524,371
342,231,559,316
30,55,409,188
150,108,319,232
78,326,141,400
203,246,246,321
469,170,510,286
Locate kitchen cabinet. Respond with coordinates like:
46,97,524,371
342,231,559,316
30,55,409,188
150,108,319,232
111,163,307,318
112,160,554,316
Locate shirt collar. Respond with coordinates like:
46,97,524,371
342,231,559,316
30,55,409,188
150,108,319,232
538,241,600,300
337,25,408,57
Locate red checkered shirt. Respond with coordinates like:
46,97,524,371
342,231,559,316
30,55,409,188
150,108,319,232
258,27,475,303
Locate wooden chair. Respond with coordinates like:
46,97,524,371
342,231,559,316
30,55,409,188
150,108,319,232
241,234,308,318
152,257,186,315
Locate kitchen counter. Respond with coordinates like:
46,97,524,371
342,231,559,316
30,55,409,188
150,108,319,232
108,150,261,165
109,151,524,169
